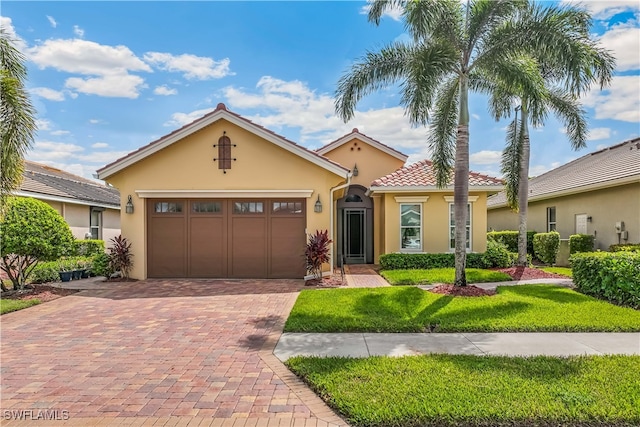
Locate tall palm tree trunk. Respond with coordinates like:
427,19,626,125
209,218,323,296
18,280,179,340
454,77,470,286
517,106,531,266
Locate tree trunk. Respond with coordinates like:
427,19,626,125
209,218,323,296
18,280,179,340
517,106,531,266
454,77,470,287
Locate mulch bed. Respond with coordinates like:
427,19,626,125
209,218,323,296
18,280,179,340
305,275,346,287
430,284,496,297
1,284,79,303
491,266,568,280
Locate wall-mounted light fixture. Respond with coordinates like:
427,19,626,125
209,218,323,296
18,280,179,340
125,195,134,214
353,164,359,176
314,195,322,213
587,216,592,222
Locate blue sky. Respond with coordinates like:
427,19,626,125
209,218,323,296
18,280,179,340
2,1,639,181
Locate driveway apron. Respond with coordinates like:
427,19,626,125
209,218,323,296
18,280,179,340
0,280,346,426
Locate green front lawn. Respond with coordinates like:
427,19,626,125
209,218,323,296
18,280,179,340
284,285,640,332
381,268,512,285
0,299,41,315
287,354,640,427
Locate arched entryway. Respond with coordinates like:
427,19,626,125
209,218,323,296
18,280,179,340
337,185,373,265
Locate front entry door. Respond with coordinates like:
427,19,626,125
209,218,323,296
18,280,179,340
344,209,365,264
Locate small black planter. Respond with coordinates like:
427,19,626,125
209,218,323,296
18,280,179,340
72,270,83,280
81,269,90,279
59,271,72,282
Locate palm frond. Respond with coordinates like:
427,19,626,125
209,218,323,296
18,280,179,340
367,0,407,25
546,88,587,150
501,116,524,210
403,0,462,46
428,76,459,188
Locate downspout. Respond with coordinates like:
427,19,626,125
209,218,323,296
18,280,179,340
329,173,352,270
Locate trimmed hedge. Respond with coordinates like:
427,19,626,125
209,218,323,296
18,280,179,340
570,251,640,308
487,230,537,255
609,243,640,252
379,252,489,270
29,256,93,284
482,240,515,268
569,234,595,254
533,231,560,265
74,239,105,256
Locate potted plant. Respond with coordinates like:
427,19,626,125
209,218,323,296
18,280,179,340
58,259,73,282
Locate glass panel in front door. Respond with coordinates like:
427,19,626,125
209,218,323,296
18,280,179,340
344,209,365,263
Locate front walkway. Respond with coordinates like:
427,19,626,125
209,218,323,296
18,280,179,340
1,280,347,426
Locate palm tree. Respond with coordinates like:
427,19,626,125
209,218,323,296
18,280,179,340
1,28,36,213
335,0,556,286
494,5,614,265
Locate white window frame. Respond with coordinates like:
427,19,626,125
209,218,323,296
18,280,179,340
547,207,557,232
445,196,477,252
395,197,429,253
90,207,103,240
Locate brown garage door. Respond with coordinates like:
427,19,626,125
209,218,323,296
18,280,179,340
147,199,306,278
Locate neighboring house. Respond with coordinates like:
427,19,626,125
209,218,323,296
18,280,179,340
18,161,121,242
487,138,640,250
96,103,503,280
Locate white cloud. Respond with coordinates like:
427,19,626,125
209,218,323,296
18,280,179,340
46,15,57,28
89,119,104,124
561,0,639,20
0,17,27,51
36,119,52,131
74,151,130,163
50,130,71,136
153,85,177,96
470,150,502,165
360,1,403,21
29,38,152,75
221,76,429,152
586,127,612,140
164,108,214,127
143,52,233,80
529,162,561,177
31,87,65,101
582,75,640,122
30,140,84,161
73,25,84,37
65,74,147,98
91,142,109,148
598,21,640,71
471,113,480,120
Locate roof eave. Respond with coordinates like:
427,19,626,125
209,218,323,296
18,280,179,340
369,185,504,194
97,109,350,180
16,191,121,210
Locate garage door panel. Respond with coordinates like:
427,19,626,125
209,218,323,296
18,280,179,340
189,216,225,277
270,217,306,278
148,216,186,277
231,217,266,277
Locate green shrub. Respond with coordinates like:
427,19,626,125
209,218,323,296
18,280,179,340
609,243,640,252
569,234,594,254
379,252,487,270
91,251,114,278
29,261,60,284
73,239,105,256
533,231,560,265
570,251,640,308
0,197,74,290
487,230,537,255
482,240,513,268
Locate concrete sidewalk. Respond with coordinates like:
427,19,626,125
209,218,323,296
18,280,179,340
274,332,640,360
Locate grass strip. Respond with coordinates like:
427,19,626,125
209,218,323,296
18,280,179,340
0,299,41,315
380,268,512,285
284,285,640,332
287,354,640,427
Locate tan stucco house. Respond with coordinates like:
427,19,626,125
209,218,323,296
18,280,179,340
487,138,640,250
19,161,121,242
97,103,503,279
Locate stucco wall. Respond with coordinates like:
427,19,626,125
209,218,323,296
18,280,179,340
487,182,640,250
102,209,121,245
380,192,489,255
321,137,405,187
106,118,346,279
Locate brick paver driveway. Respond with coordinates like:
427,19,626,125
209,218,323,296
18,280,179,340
0,280,346,426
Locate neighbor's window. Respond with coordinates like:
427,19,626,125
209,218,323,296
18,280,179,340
449,203,471,251
547,207,557,232
90,207,102,239
155,202,183,213
400,203,422,251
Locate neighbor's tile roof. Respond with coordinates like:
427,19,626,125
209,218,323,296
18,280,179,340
21,161,120,207
371,159,503,188
487,138,640,208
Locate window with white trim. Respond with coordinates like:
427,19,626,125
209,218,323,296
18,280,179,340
90,207,103,240
400,203,422,251
449,203,471,251
547,207,557,232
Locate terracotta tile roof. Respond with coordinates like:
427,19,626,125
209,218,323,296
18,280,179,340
21,161,120,207
371,159,503,188
316,128,408,161
97,103,348,178
488,138,640,208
